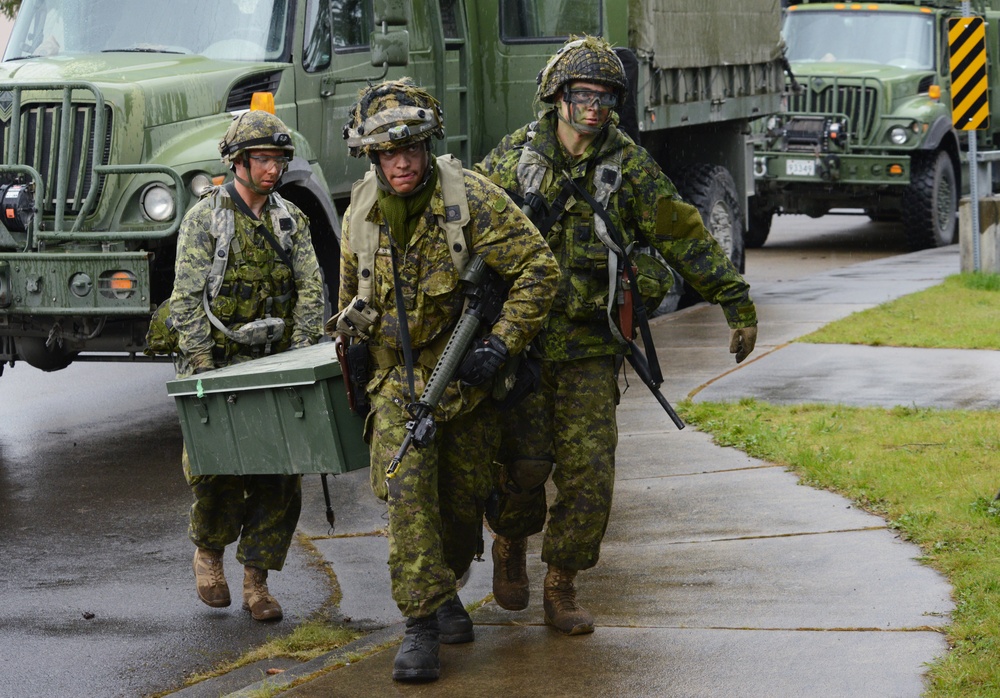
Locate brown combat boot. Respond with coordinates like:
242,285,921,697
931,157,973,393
543,565,594,635
492,535,529,610
242,566,283,621
193,548,231,608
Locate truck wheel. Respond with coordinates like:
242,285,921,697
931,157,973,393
676,164,746,306
746,197,773,248
901,150,957,250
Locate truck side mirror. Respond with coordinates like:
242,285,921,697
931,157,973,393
371,29,409,68
373,0,409,26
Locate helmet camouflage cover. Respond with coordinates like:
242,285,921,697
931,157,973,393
343,78,445,158
536,35,628,105
219,110,295,168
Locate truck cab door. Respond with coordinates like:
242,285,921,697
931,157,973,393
295,0,384,202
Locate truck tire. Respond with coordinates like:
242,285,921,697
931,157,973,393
901,150,957,250
676,164,746,306
746,197,773,248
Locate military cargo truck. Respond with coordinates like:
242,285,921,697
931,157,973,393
0,0,783,377
751,0,1000,250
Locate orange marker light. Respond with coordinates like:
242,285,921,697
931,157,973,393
928,85,941,100
250,92,276,114
110,271,135,291
889,164,904,175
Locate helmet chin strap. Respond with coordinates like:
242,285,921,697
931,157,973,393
234,154,279,196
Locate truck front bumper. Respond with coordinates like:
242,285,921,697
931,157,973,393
754,151,912,187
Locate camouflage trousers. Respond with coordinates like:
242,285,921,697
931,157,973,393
487,355,618,571
182,445,302,571
369,391,498,619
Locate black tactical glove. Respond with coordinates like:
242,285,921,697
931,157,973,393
456,334,508,386
193,366,213,375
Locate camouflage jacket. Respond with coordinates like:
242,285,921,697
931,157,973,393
338,161,559,421
170,186,324,375
475,113,757,362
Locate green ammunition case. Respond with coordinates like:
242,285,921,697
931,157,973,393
166,343,369,475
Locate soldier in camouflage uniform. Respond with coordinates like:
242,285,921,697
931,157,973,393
170,110,324,622
334,79,558,682
475,36,759,635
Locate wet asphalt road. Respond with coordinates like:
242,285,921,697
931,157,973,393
0,212,912,697
0,361,332,697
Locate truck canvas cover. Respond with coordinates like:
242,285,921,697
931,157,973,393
629,0,783,68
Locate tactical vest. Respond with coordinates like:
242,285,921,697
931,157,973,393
203,187,298,360
349,153,472,304
516,134,631,342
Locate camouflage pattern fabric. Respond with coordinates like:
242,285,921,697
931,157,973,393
170,186,323,374
536,35,628,105
219,110,295,168
172,185,323,571
489,356,617,570
339,157,559,617
344,79,445,158
369,393,499,618
182,446,302,570
475,111,758,572
339,160,560,421
476,113,757,363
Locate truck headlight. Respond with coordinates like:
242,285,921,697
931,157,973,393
140,183,176,222
890,127,908,145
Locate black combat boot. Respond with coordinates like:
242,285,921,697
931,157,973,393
436,594,474,644
392,615,441,681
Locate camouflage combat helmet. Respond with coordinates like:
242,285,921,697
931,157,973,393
219,110,295,168
343,78,444,158
536,35,628,105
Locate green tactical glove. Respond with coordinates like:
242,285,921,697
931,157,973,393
729,326,758,364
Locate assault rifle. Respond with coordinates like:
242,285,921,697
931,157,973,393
386,255,508,477
521,184,684,431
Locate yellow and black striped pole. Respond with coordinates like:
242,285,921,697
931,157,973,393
948,16,989,131
949,10,989,270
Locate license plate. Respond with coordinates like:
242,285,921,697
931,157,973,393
786,159,816,176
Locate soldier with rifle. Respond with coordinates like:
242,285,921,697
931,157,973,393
474,36,759,636
330,79,558,682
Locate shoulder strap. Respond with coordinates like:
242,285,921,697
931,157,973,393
225,181,294,269
204,188,236,300
349,157,475,303
436,154,472,271
349,168,381,302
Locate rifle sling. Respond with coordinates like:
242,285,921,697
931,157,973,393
567,177,664,387
388,240,418,405
225,181,294,269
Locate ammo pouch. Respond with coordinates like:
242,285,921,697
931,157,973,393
229,317,286,347
631,248,674,315
143,298,178,356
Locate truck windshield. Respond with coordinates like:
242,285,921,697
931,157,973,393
4,0,290,62
783,10,935,71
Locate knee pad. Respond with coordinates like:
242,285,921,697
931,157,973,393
505,458,553,496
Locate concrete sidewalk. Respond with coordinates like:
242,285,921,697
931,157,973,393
214,246,980,697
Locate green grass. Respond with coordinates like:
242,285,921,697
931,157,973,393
684,271,1000,696
181,620,361,687
799,272,1000,349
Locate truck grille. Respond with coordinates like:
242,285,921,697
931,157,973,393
0,102,113,217
790,80,878,143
